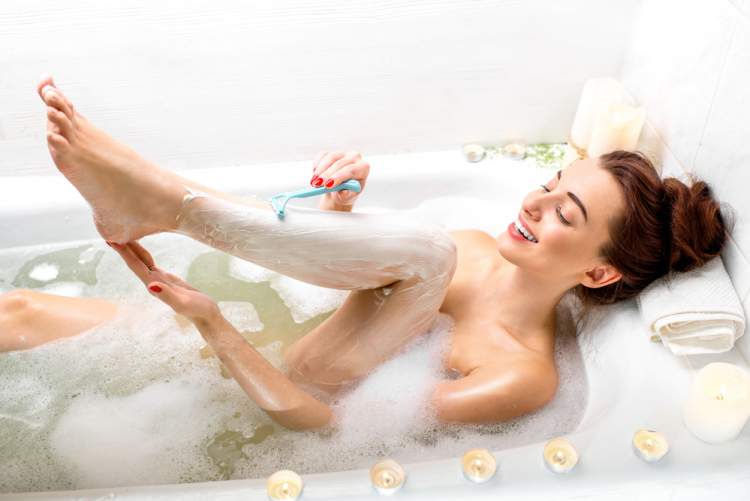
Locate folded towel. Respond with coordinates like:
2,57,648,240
636,256,745,356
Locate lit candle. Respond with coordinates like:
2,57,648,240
587,102,646,157
683,362,750,444
370,459,406,495
501,143,526,160
461,448,497,483
632,429,669,463
266,470,303,501
542,437,578,473
569,77,627,152
462,144,486,162
560,143,581,168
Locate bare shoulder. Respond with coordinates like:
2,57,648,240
434,349,560,423
480,351,559,399
448,229,496,257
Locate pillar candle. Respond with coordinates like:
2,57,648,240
683,362,750,444
569,77,627,150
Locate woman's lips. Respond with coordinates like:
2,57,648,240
507,222,534,243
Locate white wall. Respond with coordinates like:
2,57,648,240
619,0,750,358
0,0,640,176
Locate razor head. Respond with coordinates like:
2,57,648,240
270,194,289,219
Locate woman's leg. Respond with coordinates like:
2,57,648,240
0,289,117,352
175,189,458,392
37,78,458,390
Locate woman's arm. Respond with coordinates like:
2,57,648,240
110,241,334,431
431,357,558,424
195,312,334,430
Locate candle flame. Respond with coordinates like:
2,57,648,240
716,383,727,400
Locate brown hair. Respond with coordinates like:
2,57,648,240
572,150,732,308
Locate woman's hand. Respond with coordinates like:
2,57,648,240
108,241,220,325
310,150,370,210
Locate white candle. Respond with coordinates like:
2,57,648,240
632,429,669,463
461,448,497,483
569,77,627,151
560,144,581,168
462,144,486,162
266,470,303,501
370,459,406,495
542,437,578,473
683,362,750,444
501,143,526,160
587,102,646,157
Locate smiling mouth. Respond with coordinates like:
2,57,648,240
513,218,538,243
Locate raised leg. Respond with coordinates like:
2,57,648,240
37,77,458,392
175,190,458,393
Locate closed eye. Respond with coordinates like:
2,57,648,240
540,184,572,226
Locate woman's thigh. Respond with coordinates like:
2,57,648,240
283,269,454,395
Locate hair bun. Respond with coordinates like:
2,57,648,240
662,177,727,272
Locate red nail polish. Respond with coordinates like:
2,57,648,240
325,179,334,188
149,285,162,293
314,178,324,187
311,175,318,185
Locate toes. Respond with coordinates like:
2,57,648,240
36,75,55,100
46,131,70,152
37,76,76,120
46,106,73,139
42,87,75,120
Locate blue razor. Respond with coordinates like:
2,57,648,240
269,179,362,218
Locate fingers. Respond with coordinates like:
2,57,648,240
127,241,156,270
312,150,327,174
164,271,200,292
146,281,187,312
108,241,152,284
312,151,345,179
313,151,368,190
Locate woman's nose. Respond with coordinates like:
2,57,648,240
522,195,545,221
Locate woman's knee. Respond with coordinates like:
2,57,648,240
0,289,37,317
418,224,458,285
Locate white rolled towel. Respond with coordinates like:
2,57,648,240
636,256,745,356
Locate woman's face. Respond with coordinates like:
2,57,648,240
496,157,625,286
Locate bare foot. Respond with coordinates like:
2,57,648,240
37,76,187,243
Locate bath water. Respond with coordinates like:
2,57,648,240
0,196,587,493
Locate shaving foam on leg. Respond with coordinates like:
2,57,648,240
174,187,458,390
175,187,456,290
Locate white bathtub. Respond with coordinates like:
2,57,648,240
1,150,749,500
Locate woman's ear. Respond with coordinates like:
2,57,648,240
581,264,622,289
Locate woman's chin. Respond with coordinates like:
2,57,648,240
496,233,535,264
495,235,518,260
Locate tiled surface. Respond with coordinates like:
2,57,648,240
0,0,640,176
620,0,739,173
692,14,750,359
621,0,750,362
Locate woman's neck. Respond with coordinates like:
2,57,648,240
487,260,572,339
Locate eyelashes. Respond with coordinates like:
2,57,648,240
539,184,572,226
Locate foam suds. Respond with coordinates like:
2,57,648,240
39,281,85,297
0,176,587,493
228,257,349,324
217,301,264,332
28,263,59,282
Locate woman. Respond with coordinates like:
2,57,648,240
0,76,729,430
